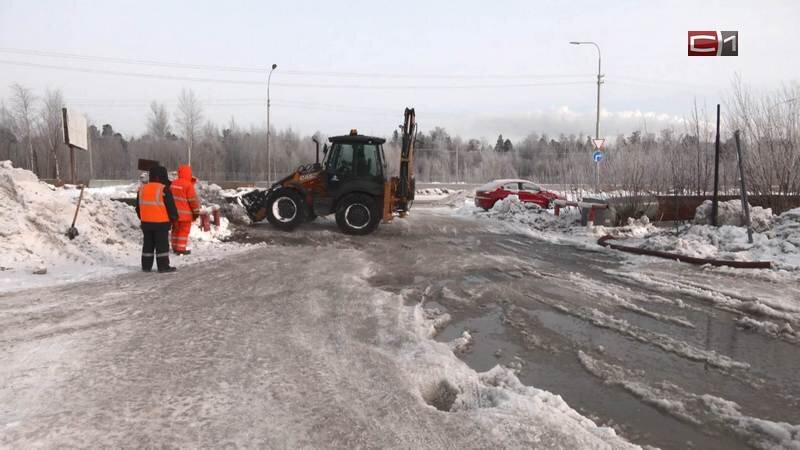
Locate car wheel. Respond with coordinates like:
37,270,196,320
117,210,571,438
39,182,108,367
335,193,381,235
266,188,304,231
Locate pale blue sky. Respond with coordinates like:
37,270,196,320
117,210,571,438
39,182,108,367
1,0,797,139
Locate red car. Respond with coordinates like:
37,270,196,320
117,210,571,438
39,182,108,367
474,179,560,210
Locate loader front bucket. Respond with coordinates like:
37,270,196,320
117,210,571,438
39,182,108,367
239,189,271,222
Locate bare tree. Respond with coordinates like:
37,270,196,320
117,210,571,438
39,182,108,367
147,101,171,139
9,84,38,174
39,89,65,180
175,89,203,165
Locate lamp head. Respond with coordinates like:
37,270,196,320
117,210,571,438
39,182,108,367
271,63,277,70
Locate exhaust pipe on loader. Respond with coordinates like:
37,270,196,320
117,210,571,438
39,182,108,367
312,136,320,164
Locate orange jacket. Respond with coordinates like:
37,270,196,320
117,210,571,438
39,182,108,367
170,165,201,222
138,182,170,223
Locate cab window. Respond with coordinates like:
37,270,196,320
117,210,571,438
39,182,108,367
503,182,520,191
329,143,381,177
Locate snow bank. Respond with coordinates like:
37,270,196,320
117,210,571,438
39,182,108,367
626,206,800,270
694,199,773,232
0,162,255,293
454,195,657,247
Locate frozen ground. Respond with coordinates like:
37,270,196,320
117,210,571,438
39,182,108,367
3,182,799,448
0,162,255,293
0,231,634,448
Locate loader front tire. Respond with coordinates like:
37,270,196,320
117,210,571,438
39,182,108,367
266,188,304,231
336,193,380,235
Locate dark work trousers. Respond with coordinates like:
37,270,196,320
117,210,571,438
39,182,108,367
142,228,171,271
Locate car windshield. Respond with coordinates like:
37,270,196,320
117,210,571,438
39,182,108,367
521,182,540,192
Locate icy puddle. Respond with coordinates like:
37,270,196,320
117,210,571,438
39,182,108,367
355,212,800,449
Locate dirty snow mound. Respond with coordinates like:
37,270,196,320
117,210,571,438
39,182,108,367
694,199,773,232
0,162,141,274
0,162,253,292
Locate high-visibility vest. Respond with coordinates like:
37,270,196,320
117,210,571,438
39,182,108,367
170,180,200,222
139,182,169,223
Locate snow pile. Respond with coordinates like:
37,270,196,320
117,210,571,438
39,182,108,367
694,199,773,232
195,181,226,203
626,207,800,269
0,162,253,292
190,215,233,243
456,195,612,245
86,182,139,199
0,161,141,275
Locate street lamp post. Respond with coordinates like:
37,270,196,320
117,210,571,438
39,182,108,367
267,63,277,183
570,41,603,192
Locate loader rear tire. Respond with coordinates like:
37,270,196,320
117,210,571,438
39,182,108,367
266,188,304,231
335,193,380,235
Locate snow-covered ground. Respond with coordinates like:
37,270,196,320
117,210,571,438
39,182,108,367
0,224,637,448
0,162,258,293
447,192,800,272
625,201,800,270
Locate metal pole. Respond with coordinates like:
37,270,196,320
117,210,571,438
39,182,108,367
267,63,277,183
734,130,753,243
570,41,602,193
594,44,602,193
712,104,721,226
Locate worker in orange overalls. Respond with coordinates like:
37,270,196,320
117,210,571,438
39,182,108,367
135,165,179,273
169,165,201,255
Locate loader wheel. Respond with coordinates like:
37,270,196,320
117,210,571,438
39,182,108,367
336,194,380,235
266,188,304,231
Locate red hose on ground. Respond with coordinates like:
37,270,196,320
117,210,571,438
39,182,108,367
597,235,772,269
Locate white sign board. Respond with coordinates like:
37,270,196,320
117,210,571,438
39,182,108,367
592,138,605,150
62,108,88,151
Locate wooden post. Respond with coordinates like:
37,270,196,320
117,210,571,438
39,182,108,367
734,130,754,243
712,104,721,226
69,146,76,185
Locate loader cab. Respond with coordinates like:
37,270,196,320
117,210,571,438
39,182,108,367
317,132,387,214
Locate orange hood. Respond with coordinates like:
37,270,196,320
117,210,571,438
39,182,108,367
177,165,194,182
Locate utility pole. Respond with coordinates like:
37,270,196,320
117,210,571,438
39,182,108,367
712,104,721,226
267,63,277,183
570,41,603,192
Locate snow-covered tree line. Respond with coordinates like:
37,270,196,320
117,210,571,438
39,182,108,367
1,82,797,201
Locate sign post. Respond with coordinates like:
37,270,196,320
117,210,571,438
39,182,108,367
591,138,605,192
61,108,89,185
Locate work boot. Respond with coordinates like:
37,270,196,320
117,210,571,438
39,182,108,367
158,266,178,273
141,255,154,272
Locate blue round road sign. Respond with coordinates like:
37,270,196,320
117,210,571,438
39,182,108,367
593,150,603,162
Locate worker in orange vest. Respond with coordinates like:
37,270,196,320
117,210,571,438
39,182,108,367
169,165,201,255
135,165,179,273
